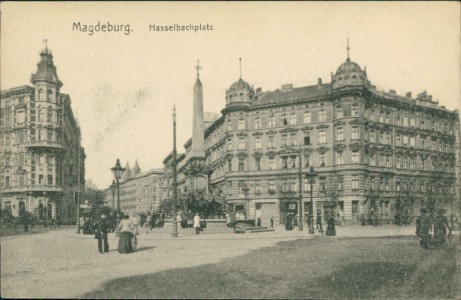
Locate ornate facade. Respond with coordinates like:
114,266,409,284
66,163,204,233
164,52,461,226
0,47,85,224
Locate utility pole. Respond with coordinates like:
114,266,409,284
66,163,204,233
76,126,81,234
172,106,178,238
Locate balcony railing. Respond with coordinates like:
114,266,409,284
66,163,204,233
2,185,63,193
24,141,65,150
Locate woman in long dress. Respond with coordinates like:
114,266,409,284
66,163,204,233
117,214,133,253
326,214,336,236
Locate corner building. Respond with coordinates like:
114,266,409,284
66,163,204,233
165,54,460,226
0,48,85,224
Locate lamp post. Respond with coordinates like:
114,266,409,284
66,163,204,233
172,106,178,238
110,180,116,211
306,167,317,234
43,190,47,228
111,159,125,217
297,147,304,231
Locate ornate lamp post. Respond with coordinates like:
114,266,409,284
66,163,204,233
306,167,317,234
110,180,116,211
111,159,125,216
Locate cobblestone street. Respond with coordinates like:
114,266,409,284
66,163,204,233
1,225,456,299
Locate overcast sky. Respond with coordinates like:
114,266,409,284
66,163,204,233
2,2,460,189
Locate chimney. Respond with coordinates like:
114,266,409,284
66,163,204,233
281,84,293,92
389,89,396,95
256,87,262,94
428,95,433,101
405,92,412,98
317,78,322,89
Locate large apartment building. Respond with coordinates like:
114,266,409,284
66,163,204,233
0,47,85,224
163,50,460,226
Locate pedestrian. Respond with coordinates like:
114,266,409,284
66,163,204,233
193,213,201,234
95,214,110,253
117,214,133,254
326,214,336,236
130,213,139,251
360,214,366,226
146,214,152,233
257,217,262,227
415,208,432,249
316,213,324,233
433,208,451,248
270,216,274,228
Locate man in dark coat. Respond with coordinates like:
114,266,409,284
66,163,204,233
416,208,432,249
95,214,110,253
316,213,324,233
433,209,451,248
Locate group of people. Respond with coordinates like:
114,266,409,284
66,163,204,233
416,208,452,249
94,213,139,254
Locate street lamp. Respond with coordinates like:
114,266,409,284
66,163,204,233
110,180,116,211
111,159,125,216
43,190,47,228
306,167,317,234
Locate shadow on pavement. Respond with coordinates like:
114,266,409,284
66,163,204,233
81,235,460,299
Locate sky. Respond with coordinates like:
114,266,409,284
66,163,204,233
1,2,460,189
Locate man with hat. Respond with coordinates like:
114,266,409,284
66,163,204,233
95,214,110,253
416,208,432,249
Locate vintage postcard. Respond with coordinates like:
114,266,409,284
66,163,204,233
1,2,460,299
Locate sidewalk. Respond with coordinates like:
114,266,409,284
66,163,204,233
68,223,420,241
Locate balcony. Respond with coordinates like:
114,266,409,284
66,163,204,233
25,141,65,151
2,185,63,194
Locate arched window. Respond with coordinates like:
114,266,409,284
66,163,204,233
39,89,45,101
338,77,343,85
352,75,357,83
38,109,45,122
47,108,53,122
47,89,53,102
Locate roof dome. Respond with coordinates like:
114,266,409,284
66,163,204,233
228,78,254,93
331,57,368,90
225,78,255,107
335,59,363,76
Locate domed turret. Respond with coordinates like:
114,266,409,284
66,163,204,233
225,58,255,107
332,40,368,89
225,78,255,107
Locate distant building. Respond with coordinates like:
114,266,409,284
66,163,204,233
163,47,460,225
0,47,85,224
105,163,163,214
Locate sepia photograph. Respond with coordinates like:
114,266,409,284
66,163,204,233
1,2,460,299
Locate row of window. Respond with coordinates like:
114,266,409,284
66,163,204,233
3,173,57,188
228,109,338,131
207,151,455,180
2,108,62,126
224,106,453,133
3,128,61,146
213,130,453,154
233,177,455,195
369,109,454,134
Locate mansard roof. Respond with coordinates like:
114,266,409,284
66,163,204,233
257,83,331,105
